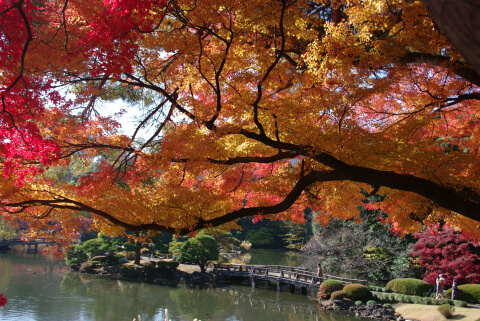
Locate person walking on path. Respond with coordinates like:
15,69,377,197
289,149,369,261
436,274,445,299
451,279,458,300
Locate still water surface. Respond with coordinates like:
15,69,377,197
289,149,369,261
0,249,364,321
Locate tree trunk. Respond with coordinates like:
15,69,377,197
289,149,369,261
135,246,141,265
422,0,480,76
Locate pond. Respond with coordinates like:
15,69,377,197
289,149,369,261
0,249,365,321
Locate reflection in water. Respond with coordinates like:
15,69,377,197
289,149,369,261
231,248,304,267
0,251,364,321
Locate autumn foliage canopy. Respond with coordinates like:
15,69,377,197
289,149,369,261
1,0,480,245
411,227,480,286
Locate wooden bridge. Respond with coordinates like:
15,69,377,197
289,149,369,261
0,237,55,253
213,263,367,295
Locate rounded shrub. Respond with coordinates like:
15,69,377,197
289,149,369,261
343,283,370,300
447,284,480,304
157,261,179,276
437,304,455,319
330,290,347,301
317,280,344,299
119,265,143,278
383,303,393,309
355,301,363,306
367,300,377,305
386,278,433,296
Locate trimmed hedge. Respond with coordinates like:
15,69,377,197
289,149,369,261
330,290,347,300
318,280,344,299
445,284,480,304
386,278,433,296
343,283,370,300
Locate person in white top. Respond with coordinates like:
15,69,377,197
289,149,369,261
436,274,445,299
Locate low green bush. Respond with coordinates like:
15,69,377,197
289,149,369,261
119,265,143,278
89,254,124,265
366,300,376,305
396,294,406,303
386,278,433,296
453,300,468,307
157,261,179,276
445,284,480,304
317,280,344,300
355,301,362,306
437,304,455,319
383,303,393,309
343,283,370,300
425,297,435,305
330,290,347,300
373,292,390,302
437,299,454,306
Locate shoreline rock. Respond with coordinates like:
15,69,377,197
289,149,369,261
321,300,404,321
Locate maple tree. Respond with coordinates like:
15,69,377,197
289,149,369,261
411,226,480,286
0,0,480,247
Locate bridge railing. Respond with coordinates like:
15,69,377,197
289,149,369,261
214,263,367,285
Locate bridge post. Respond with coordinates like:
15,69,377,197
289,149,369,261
289,284,295,294
277,281,282,292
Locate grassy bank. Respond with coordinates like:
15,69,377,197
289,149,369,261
394,303,480,321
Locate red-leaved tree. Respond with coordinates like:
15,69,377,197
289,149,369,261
0,293,6,307
411,227,480,286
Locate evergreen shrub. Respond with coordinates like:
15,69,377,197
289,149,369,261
453,300,468,307
437,299,454,306
366,300,376,305
377,293,388,302
355,301,362,306
104,254,125,265
383,303,393,309
437,304,455,319
343,283,370,300
386,278,433,296
330,290,347,300
396,294,405,303
157,261,179,276
317,280,344,299
425,298,435,305
445,284,480,304
119,265,143,278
